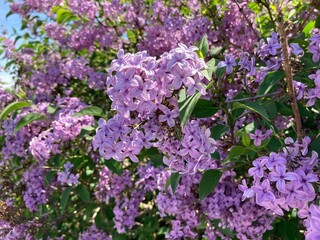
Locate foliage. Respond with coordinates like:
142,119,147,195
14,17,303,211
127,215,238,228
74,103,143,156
0,0,320,239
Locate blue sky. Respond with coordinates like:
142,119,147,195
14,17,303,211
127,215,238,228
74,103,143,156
0,0,22,88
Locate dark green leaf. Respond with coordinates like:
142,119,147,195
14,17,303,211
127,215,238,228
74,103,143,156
211,124,229,140
267,138,282,152
233,102,270,121
76,184,91,202
170,172,181,194
257,71,285,95
192,99,218,118
199,169,222,200
315,14,320,29
178,90,202,127
14,113,46,133
61,187,72,213
73,106,104,117
6,11,13,18
44,171,55,187
0,101,31,120
103,158,123,175
224,146,246,164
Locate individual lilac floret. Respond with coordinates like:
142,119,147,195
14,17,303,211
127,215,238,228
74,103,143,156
305,204,320,240
308,38,320,62
293,80,307,100
305,88,320,107
238,53,257,76
248,156,268,179
238,179,254,201
309,70,320,87
252,179,276,205
290,43,304,56
261,32,281,56
57,161,80,186
217,54,237,74
268,165,298,192
248,129,272,146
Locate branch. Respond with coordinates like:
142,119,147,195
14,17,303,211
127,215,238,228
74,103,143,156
276,14,303,144
234,0,260,39
226,91,282,103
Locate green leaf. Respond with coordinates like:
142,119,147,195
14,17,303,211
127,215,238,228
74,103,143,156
257,71,285,95
224,146,246,164
56,8,77,24
303,21,315,36
241,132,251,147
210,47,223,56
61,187,72,213
211,124,229,140
202,58,218,80
315,14,320,29
44,171,55,187
76,184,91,203
127,30,137,43
198,34,208,58
192,99,218,118
267,138,282,152
6,11,13,19
178,90,202,128
103,158,123,175
14,113,46,133
73,106,104,117
233,102,270,121
0,101,31,120
199,169,222,200
273,218,302,240
170,173,181,194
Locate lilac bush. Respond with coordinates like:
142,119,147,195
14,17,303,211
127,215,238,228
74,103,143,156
0,0,320,239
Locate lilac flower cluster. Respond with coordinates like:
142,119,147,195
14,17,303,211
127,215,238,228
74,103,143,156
78,224,111,240
68,0,97,21
57,161,79,186
241,136,319,218
0,220,34,240
93,44,218,173
159,120,217,173
29,97,93,163
294,68,320,107
0,87,13,112
157,171,274,239
1,102,49,163
220,0,259,53
23,164,47,212
308,30,320,62
96,164,163,233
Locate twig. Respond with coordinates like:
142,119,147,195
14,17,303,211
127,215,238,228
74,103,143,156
276,14,303,144
226,91,282,103
256,0,277,32
290,6,315,38
233,0,260,39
